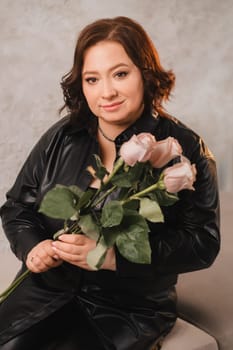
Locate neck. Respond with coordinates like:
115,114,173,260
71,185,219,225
98,125,116,143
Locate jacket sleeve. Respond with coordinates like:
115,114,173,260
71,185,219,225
116,136,220,277
0,128,57,263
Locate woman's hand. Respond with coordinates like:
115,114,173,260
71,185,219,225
51,234,116,271
26,239,63,273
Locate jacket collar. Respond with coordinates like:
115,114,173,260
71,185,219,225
66,110,160,147
114,111,159,149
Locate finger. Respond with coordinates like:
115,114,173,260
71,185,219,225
33,248,55,264
26,240,62,272
53,254,60,261
40,240,58,257
33,255,51,269
57,234,86,245
30,254,61,272
52,246,81,262
51,247,93,270
27,255,47,273
51,241,83,255
50,259,63,268
28,240,54,259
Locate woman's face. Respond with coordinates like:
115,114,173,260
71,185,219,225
82,41,144,128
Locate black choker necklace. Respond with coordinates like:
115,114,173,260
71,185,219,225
98,125,115,143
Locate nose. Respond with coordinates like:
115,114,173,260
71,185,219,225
101,79,117,99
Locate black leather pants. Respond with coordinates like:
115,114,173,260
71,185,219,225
0,300,104,350
0,288,176,350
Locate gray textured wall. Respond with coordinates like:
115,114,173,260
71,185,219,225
0,0,232,286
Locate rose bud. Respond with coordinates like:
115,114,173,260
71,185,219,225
163,157,197,193
119,133,156,166
150,137,182,168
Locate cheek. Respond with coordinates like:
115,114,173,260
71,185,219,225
131,76,144,98
83,87,97,107
129,81,144,104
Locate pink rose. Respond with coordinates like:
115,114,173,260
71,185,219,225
119,133,157,166
163,156,197,193
149,137,182,168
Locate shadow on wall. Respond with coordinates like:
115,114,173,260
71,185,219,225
217,149,233,192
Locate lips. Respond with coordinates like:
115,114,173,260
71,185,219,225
101,101,124,110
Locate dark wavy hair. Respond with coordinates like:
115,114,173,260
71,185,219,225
60,16,175,119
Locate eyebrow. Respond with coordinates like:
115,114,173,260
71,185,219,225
82,63,130,76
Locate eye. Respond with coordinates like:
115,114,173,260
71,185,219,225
115,71,128,78
85,77,98,84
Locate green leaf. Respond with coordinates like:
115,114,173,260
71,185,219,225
152,189,179,206
139,197,164,223
111,173,133,188
123,199,139,211
138,166,160,192
39,185,77,220
101,200,124,227
122,208,149,233
79,214,100,241
102,207,146,248
68,185,84,198
127,161,146,182
68,185,94,213
115,209,151,264
93,154,109,180
102,226,122,247
77,188,96,211
86,236,108,270
116,218,151,264
111,162,146,188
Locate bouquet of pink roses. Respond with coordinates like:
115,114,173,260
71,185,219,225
0,132,196,303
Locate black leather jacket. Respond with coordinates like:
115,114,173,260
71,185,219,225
0,112,220,344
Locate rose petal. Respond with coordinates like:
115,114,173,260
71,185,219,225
119,133,156,166
163,159,196,193
150,137,182,168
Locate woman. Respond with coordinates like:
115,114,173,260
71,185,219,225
0,16,220,349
